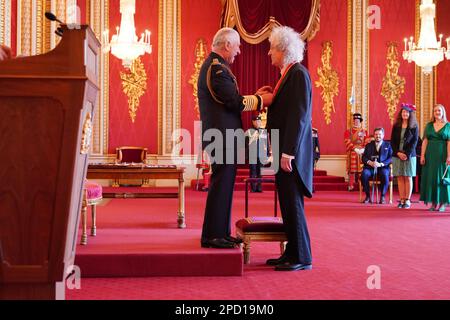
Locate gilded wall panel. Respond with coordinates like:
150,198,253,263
158,0,181,156
0,0,12,46
348,0,369,131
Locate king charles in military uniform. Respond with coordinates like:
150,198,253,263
198,27,273,249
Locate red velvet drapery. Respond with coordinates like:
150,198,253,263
229,0,313,129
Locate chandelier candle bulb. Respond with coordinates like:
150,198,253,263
402,0,449,74
103,0,152,68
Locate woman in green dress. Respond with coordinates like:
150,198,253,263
420,104,450,211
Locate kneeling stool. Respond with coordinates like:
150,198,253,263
235,178,287,264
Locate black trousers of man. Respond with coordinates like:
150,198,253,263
249,163,262,192
201,152,237,241
275,165,312,265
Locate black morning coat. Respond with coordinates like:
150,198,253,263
266,63,314,198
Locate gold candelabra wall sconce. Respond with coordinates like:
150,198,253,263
188,38,208,119
120,57,148,123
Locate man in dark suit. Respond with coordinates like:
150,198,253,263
361,127,393,204
265,26,313,271
198,28,273,249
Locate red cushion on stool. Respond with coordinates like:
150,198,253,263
236,217,284,233
85,181,102,201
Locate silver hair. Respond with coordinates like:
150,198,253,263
212,28,240,50
269,26,305,65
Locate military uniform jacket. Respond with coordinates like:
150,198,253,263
198,52,261,150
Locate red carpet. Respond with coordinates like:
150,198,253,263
75,188,242,277
191,169,347,191
68,189,450,300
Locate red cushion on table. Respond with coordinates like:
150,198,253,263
235,217,284,233
85,181,102,200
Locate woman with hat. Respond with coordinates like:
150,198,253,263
344,113,369,191
390,103,419,209
420,104,450,212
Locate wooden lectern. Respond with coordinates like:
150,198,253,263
0,25,100,300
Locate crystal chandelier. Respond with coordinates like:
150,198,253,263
403,0,450,74
103,0,152,69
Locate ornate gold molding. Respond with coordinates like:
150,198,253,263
86,0,90,24
120,57,148,123
158,0,163,155
221,0,320,43
315,41,339,125
348,0,369,131
0,0,5,44
188,39,207,119
17,0,54,56
158,0,181,155
18,0,32,56
80,112,93,154
0,0,11,47
381,43,405,123
347,0,353,128
36,0,43,54
87,0,109,156
35,0,52,54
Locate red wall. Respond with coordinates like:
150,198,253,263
77,0,86,25
309,0,348,155
108,0,159,154
181,0,222,151
437,0,450,112
368,0,415,138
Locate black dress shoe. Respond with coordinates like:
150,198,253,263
201,238,236,249
362,196,371,204
225,236,243,244
274,262,312,271
266,255,288,266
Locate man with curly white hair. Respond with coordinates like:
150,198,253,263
265,26,313,271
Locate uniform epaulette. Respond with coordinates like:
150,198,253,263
211,58,222,66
